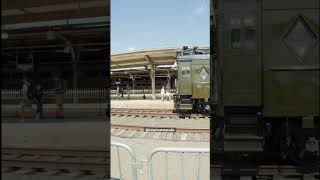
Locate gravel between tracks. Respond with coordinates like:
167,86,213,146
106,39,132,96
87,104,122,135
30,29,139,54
111,115,209,129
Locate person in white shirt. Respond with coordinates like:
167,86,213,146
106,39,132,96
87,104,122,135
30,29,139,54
165,84,172,101
161,86,165,102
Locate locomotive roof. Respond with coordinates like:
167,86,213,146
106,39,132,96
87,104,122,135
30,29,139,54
176,48,210,61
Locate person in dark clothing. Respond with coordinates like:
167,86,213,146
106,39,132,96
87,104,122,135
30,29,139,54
120,84,124,98
53,74,66,119
33,83,43,120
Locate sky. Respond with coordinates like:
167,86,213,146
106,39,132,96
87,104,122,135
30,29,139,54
111,0,210,54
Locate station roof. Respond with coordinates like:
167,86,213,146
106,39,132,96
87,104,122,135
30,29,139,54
2,0,109,68
2,0,109,24
111,48,176,69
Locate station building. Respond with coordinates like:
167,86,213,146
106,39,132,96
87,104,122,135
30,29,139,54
110,48,178,98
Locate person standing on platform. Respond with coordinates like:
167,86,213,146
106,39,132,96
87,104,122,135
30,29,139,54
20,76,32,120
34,83,43,120
165,84,172,101
120,84,124,99
127,84,131,99
116,81,120,97
161,86,165,102
53,74,66,119
116,85,120,96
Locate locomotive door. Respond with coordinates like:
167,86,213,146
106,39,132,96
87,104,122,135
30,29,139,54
222,0,261,107
178,60,192,96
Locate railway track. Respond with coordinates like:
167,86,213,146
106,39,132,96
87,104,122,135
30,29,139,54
111,124,210,142
111,108,209,118
2,148,109,175
211,165,320,176
111,108,176,117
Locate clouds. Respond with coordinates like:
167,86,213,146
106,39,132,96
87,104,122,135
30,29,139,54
127,47,136,52
193,0,209,15
193,6,206,15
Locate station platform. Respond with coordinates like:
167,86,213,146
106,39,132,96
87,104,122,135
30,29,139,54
111,93,167,100
1,103,107,118
2,121,109,150
111,99,174,110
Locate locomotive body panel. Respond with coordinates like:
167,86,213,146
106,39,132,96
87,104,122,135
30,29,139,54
192,61,210,99
262,7,319,117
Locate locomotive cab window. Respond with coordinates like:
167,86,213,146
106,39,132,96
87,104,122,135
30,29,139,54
245,27,256,49
181,66,191,77
231,29,241,49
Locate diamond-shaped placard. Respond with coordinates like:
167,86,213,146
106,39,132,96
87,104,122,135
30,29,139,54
283,17,317,61
199,67,208,80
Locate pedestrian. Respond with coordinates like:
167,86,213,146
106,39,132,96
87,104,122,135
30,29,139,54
116,85,120,96
127,84,131,99
165,86,172,101
53,74,66,119
161,86,165,102
20,76,32,120
33,83,43,120
120,84,124,98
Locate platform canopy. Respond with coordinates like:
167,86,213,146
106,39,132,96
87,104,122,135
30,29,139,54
111,48,176,69
2,0,109,66
2,0,109,24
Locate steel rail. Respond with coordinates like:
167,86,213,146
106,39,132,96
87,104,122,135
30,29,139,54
111,124,209,133
2,148,109,173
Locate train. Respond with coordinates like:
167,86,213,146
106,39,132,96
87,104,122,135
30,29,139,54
211,0,319,165
174,46,210,117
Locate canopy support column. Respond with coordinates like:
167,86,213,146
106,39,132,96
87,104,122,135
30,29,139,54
145,55,156,100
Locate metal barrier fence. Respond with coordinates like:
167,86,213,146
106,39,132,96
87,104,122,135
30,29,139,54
1,89,107,104
147,147,210,180
111,142,209,180
111,142,138,180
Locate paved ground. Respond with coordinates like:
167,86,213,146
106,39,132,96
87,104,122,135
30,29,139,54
111,136,210,180
111,99,209,179
2,103,108,110
1,103,108,118
2,120,109,150
111,100,174,110
111,93,170,100
2,119,110,180
111,115,209,129
2,171,108,180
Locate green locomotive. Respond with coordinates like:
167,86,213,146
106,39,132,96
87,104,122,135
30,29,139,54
212,0,319,164
174,46,210,117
